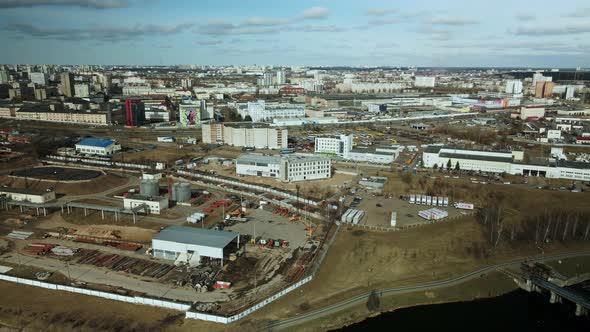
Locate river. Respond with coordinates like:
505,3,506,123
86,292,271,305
335,290,590,331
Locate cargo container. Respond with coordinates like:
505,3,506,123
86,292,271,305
157,136,175,143
352,210,365,225
454,202,474,210
390,212,397,227
346,209,357,223
418,208,448,221
409,195,416,204
341,209,353,223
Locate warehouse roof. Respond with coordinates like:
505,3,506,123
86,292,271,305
153,226,239,249
76,138,116,148
439,152,513,163
236,153,281,165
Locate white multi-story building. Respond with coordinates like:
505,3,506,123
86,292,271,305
0,187,56,203
414,76,436,88
202,123,288,149
422,146,590,181
239,100,305,122
505,80,523,94
74,83,89,97
315,135,353,156
29,72,47,86
314,134,399,164
235,154,331,182
276,70,286,85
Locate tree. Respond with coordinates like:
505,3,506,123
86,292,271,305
244,115,252,122
446,159,452,170
366,290,380,312
433,163,439,171
455,161,461,172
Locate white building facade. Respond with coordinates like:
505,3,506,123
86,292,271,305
123,195,168,214
235,154,331,182
202,123,288,149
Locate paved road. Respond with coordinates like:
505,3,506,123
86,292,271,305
262,251,590,331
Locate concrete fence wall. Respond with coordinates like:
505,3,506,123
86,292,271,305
0,274,190,312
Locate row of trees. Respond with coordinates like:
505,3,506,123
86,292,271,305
477,207,590,249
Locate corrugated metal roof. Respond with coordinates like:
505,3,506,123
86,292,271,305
77,138,115,148
153,226,239,248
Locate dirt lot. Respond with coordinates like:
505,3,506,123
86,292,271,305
0,280,198,332
226,208,308,249
351,189,467,227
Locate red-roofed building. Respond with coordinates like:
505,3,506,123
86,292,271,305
280,86,305,95
576,136,590,144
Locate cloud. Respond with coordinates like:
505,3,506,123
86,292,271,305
200,39,223,45
565,7,590,18
414,26,452,41
0,0,128,9
365,8,397,16
5,22,193,42
294,25,345,33
513,22,590,35
200,6,332,35
515,13,536,21
375,42,398,49
243,16,291,27
367,17,403,26
300,6,330,19
430,16,478,26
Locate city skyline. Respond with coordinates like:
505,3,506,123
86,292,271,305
1,0,590,67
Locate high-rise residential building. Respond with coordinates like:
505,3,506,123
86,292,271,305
565,86,575,100
181,78,193,89
532,72,552,86
29,72,47,86
60,72,75,97
535,81,555,98
74,83,90,97
125,99,146,127
505,80,523,94
0,70,8,84
263,72,273,86
276,70,286,85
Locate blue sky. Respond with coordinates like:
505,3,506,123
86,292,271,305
1,0,589,67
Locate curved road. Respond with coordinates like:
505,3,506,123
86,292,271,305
263,251,590,331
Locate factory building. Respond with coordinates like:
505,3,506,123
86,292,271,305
0,187,56,203
75,138,121,156
152,226,240,266
235,154,331,182
314,134,399,164
202,123,288,149
512,106,546,120
238,100,305,122
123,195,168,214
422,146,590,181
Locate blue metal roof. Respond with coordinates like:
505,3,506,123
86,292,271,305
77,138,115,148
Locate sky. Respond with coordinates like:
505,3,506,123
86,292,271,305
0,0,589,67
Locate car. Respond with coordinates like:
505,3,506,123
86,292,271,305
376,203,383,207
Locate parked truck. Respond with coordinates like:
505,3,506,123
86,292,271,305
421,195,427,205
409,195,416,204
443,197,449,207
426,196,432,206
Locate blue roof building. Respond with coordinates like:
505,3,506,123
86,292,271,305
75,138,120,156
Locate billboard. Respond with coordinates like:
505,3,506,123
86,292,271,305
179,105,200,127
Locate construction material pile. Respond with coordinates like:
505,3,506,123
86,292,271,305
76,250,173,278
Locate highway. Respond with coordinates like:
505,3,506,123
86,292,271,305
262,251,590,331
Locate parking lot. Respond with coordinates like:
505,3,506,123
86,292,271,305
225,208,308,249
348,190,470,227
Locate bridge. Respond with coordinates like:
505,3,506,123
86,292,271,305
513,263,590,317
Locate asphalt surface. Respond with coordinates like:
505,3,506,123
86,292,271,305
261,251,590,331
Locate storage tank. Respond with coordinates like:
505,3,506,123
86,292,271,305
175,182,192,203
140,179,159,197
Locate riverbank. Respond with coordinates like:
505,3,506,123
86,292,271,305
337,289,590,331
283,271,518,331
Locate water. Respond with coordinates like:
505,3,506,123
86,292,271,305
335,290,590,331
